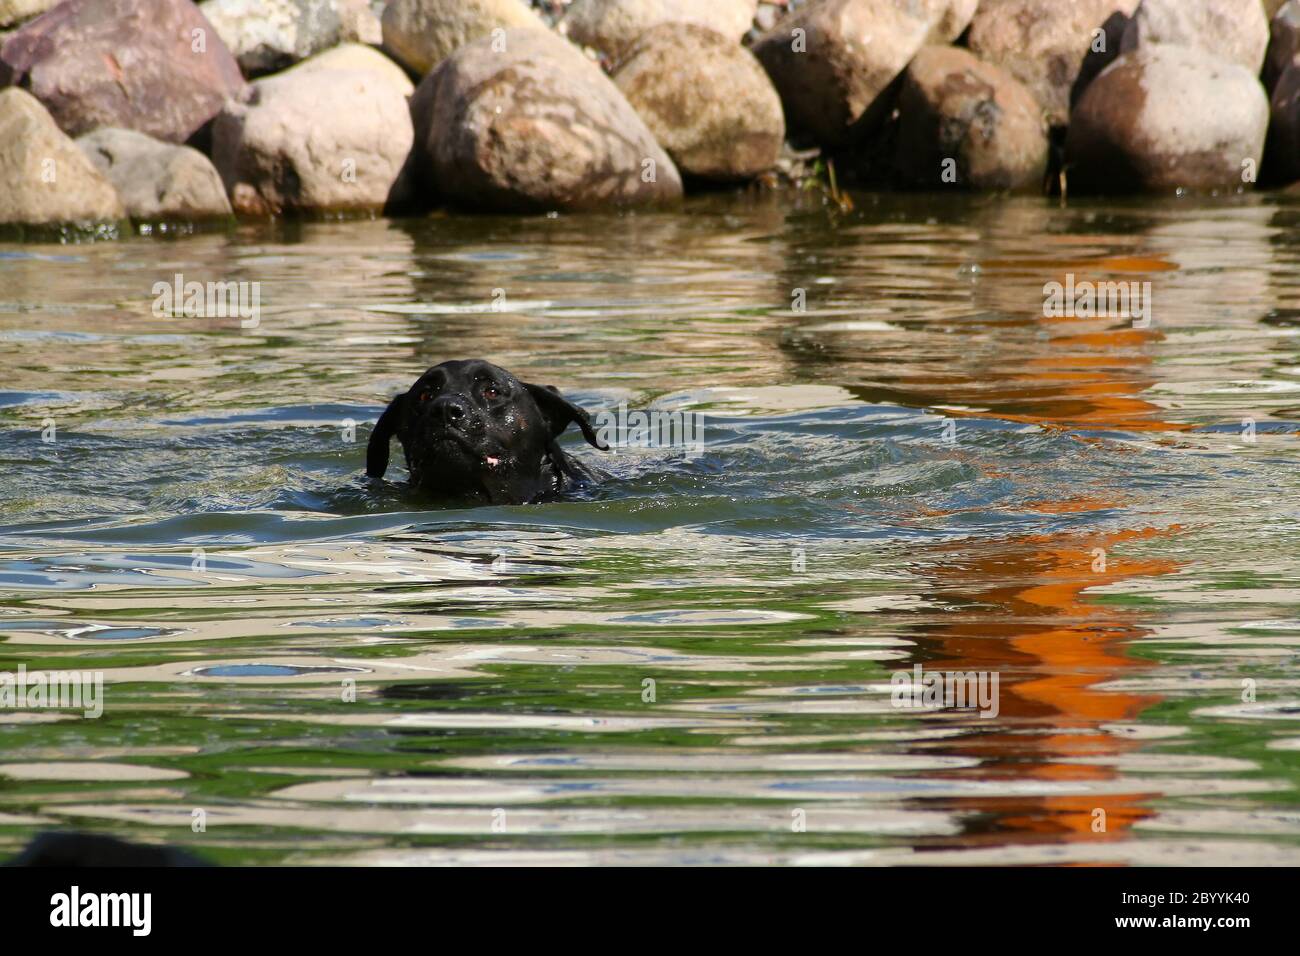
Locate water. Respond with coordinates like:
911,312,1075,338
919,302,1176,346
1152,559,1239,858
2,191,1299,865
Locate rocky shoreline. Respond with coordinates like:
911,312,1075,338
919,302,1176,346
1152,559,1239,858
0,0,1297,239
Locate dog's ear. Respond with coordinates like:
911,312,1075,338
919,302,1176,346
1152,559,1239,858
523,383,608,450
366,393,406,477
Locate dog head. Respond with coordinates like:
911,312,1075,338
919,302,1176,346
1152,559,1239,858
366,359,607,504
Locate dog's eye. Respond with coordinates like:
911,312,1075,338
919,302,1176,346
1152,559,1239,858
418,389,431,402
482,384,500,399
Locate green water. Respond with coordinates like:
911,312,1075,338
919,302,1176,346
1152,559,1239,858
2,191,1299,865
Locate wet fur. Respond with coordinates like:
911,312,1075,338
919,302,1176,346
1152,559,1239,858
366,359,607,505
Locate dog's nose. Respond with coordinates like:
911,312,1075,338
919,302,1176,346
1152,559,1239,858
431,395,468,427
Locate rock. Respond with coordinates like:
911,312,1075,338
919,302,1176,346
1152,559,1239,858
198,0,380,77
1264,0,1300,91
293,42,413,95
0,88,125,225
611,23,783,180
415,27,681,210
381,0,544,77
338,0,381,44
1120,0,1269,75
0,0,246,143
895,45,1047,190
564,0,757,58
1266,61,1300,183
0,0,57,28
751,0,933,147
1067,44,1268,193
923,0,977,43
76,127,232,220
212,66,414,214
968,0,1139,127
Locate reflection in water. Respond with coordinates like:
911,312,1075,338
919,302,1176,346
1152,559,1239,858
1,192,1299,865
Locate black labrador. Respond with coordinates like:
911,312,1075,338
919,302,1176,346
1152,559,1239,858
366,359,608,504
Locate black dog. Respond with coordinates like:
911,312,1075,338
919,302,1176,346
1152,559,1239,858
366,359,608,504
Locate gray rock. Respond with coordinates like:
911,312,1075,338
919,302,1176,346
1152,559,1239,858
414,27,682,210
612,23,783,181
0,0,246,144
895,45,1047,191
199,0,381,77
751,0,933,147
968,0,1140,127
77,127,232,220
564,0,757,57
381,0,544,77
1120,0,1269,75
0,88,125,225
1067,44,1268,193
212,64,414,214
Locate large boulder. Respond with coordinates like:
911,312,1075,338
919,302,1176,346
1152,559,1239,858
1067,44,1268,193
414,27,681,210
77,127,232,220
751,0,933,147
212,63,414,214
895,45,1047,191
0,88,125,225
0,0,246,143
1264,0,1300,92
564,0,757,58
381,0,544,77
198,0,381,77
968,0,1140,127
1120,0,1269,75
0,0,57,28
611,23,783,181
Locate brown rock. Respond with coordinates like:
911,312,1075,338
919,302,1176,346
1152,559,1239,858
1067,44,1268,193
1264,0,1300,92
612,23,783,181
0,88,125,225
1266,60,1300,184
0,0,246,143
751,0,933,147
923,0,977,43
968,0,1140,128
414,27,681,211
895,45,1047,191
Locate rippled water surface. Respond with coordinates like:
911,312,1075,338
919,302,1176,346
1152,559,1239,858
3,192,1300,865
